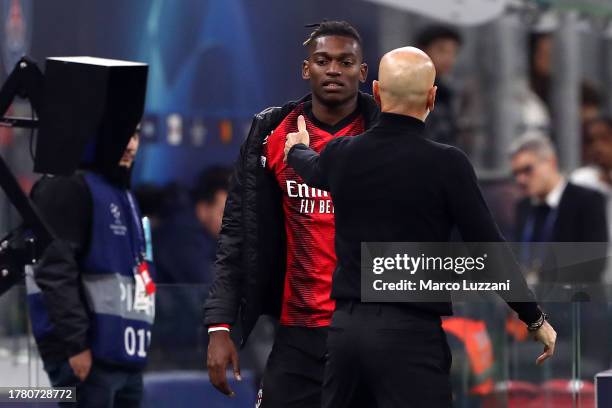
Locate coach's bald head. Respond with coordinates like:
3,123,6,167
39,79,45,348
373,46,437,121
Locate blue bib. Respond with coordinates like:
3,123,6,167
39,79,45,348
27,172,155,368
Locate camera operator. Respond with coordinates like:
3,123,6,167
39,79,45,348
26,125,155,408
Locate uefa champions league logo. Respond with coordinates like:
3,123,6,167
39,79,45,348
110,203,122,225
109,203,127,236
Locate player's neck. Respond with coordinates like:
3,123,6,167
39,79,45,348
311,95,358,127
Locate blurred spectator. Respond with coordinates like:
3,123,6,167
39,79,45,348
529,32,606,146
192,168,229,240
147,168,229,371
572,117,612,270
573,117,612,193
510,134,608,283
580,86,605,164
415,24,462,145
153,166,230,284
581,82,603,125
133,184,168,229
528,33,553,110
522,32,554,142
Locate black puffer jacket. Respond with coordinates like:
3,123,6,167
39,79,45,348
203,92,380,345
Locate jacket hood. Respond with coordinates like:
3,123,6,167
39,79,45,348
79,132,134,188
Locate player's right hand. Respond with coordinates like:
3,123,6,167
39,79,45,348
207,331,242,397
69,348,92,381
533,320,556,365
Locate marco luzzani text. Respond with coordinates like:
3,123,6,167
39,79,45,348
371,253,511,292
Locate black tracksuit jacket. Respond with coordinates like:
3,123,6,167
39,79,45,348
203,92,380,345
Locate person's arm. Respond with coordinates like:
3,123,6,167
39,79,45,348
285,115,349,190
204,124,251,397
442,147,541,322
30,176,91,362
287,143,329,190
203,144,247,328
443,147,556,364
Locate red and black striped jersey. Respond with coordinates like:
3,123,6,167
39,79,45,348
262,101,365,327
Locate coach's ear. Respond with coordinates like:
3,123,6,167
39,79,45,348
427,85,437,114
373,80,381,106
302,60,310,80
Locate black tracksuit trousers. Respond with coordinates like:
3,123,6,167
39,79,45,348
322,301,453,408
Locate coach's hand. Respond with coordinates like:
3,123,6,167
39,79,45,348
207,331,241,397
284,115,310,162
533,320,556,365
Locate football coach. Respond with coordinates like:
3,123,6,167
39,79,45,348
284,47,557,407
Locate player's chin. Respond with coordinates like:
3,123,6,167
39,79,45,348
317,91,356,107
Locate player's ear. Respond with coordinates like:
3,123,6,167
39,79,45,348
359,62,368,83
302,60,310,80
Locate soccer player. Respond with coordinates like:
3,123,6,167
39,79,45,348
204,21,379,407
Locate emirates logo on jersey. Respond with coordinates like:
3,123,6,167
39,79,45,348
286,180,334,214
255,387,263,408
286,180,329,198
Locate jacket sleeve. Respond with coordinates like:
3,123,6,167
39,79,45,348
443,147,542,325
203,125,250,327
287,137,349,190
30,176,92,357
287,143,329,190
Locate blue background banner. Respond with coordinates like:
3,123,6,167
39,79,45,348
25,0,381,185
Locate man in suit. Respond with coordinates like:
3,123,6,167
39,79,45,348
510,134,609,381
511,135,608,284
284,47,556,408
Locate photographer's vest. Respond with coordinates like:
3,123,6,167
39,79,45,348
27,172,155,368
442,317,494,396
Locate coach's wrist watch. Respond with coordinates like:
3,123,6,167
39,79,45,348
527,312,548,332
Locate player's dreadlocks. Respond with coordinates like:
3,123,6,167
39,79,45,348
303,20,362,47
